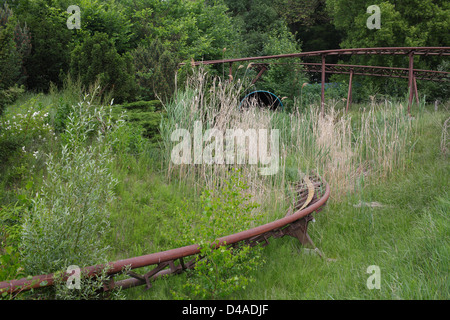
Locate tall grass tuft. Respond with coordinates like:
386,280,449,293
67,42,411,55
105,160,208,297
160,70,285,214
160,69,416,216
276,102,414,200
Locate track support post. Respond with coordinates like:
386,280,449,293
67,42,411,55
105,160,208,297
321,54,326,115
283,215,324,259
408,51,415,114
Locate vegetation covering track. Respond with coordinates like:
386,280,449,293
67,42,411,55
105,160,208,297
0,174,330,295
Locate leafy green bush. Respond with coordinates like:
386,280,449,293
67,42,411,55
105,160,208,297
0,201,27,284
0,39,21,107
125,111,163,141
0,133,21,172
0,186,33,297
20,100,124,276
0,105,54,144
13,0,72,92
109,117,147,157
0,4,24,89
300,82,350,108
120,100,163,112
0,86,25,116
131,40,178,102
0,98,55,186
69,32,137,103
53,97,73,133
0,3,29,115
52,264,127,300
257,24,304,110
172,171,264,299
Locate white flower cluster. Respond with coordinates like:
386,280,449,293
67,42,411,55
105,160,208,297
0,109,55,141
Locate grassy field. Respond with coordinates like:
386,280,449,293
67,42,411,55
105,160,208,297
0,77,448,300
117,103,449,300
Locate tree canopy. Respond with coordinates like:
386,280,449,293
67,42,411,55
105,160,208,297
0,0,448,103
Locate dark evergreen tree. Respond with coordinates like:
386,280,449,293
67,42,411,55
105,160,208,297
69,32,136,103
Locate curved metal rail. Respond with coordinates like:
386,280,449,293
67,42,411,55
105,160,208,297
0,174,330,296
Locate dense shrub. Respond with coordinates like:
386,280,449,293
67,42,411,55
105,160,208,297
131,40,178,102
172,172,264,300
0,4,29,114
69,32,137,103
13,0,71,92
20,100,123,276
0,86,25,117
0,99,55,186
120,100,163,112
53,97,73,133
0,20,21,92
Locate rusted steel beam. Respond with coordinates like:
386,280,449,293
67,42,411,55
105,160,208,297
251,62,450,82
321,54,325,114
0,178,330,295
251,64,268,85
111,257,198,291
180,47,450,67
408,51,415,114
413,75,419,104
346,69,354,113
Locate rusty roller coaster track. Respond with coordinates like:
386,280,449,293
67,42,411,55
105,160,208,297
1,47,448,297
183,47,450,113
0,174,330,296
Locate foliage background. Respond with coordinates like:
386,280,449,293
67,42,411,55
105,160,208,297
0,0,447,106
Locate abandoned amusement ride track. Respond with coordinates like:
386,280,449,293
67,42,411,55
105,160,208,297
0,173,330,295
184,46,450,113
1,47,448,297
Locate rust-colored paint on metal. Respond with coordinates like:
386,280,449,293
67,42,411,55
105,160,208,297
251,65,268,85
250,62,450,82
321,54,326,114
413,76,419,104
181,47,450,67
346,69,354,113
408,51,415,114
182,47,448,116
0,176,330,295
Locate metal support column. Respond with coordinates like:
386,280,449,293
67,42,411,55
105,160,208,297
321,54,326,115
251,65,267,85
413,75,419,104
408,51,415,114
346,68,354,113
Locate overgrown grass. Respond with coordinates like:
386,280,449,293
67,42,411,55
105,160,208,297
234,109,448,300
159,71,418,225
0,70,448,300
120,105,448,300
106,159,199,259
107,72,448,300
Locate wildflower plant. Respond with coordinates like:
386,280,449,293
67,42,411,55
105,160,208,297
0,107,53,142
20,99,125,276
0,97,56,186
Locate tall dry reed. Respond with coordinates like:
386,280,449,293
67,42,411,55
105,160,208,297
160,70,416,215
